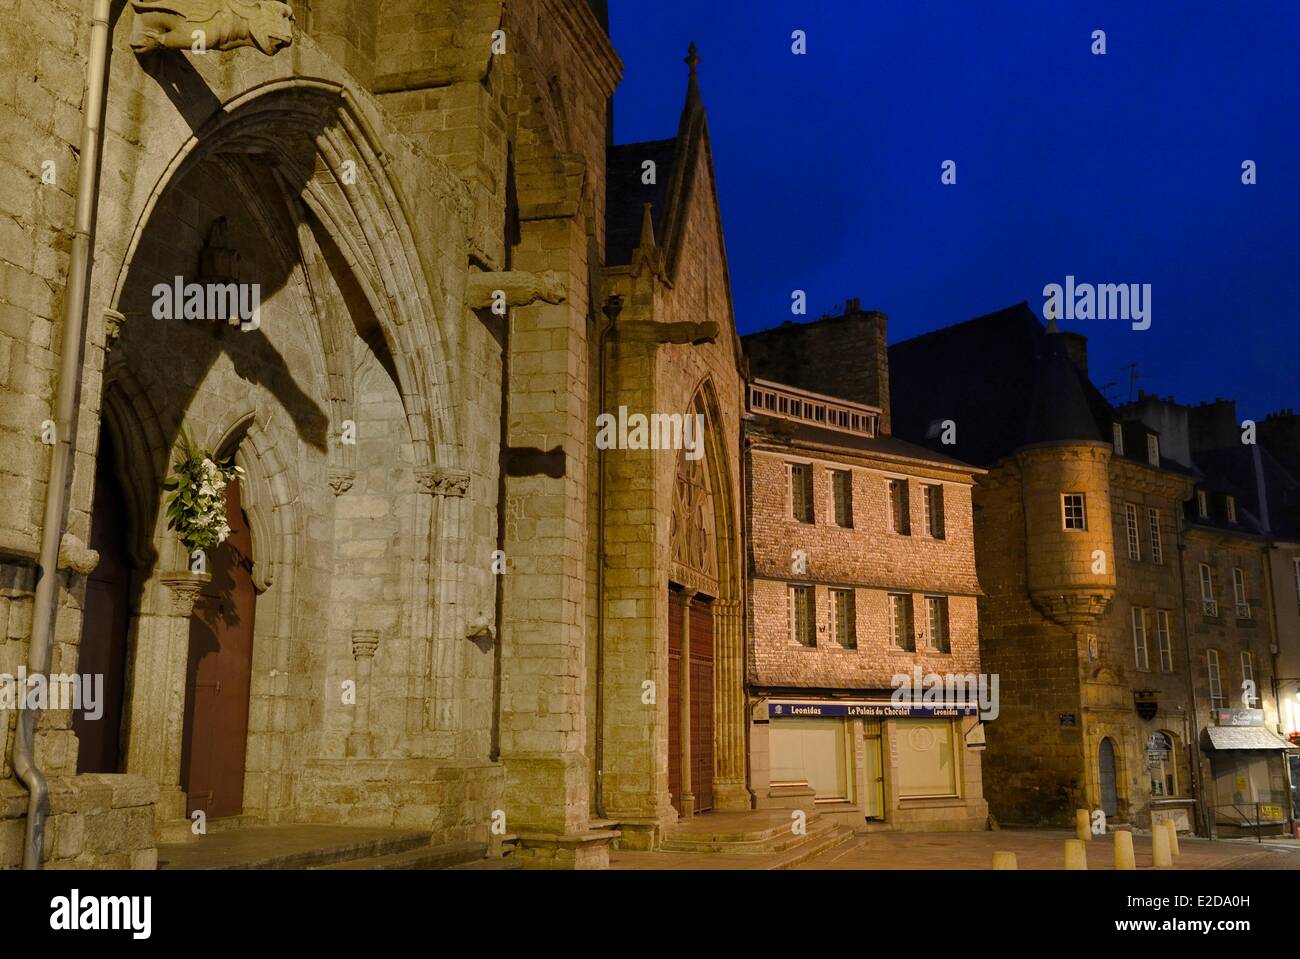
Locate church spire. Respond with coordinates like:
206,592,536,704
683,41,702,113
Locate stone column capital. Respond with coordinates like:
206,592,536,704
103,308,125,345
416,467,470,497
160,570,211,615
351,628,381,659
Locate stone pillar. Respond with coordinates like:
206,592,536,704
346,629,379,758
125,570,208,843
711,597,751,809
679,590,695,818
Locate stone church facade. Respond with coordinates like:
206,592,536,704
0,1,747,869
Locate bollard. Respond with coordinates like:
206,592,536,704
1114,830,1135,870
992,851,1018,870
1152,822,1172,867
1076,808,1091,841
1064,838,1088,870
1165,819,1180,857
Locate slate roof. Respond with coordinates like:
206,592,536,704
1203,725,1293,751
888,302,1112,467
1187,444,1300,539
605,137,676,267
747,414,979,473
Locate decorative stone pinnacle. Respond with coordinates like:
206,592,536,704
685,41,700,76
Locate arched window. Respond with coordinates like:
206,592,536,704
1148,731,1177,797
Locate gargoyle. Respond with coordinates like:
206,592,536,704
130,0,295,56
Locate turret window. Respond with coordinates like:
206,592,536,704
1062,493,1087,531
1112,422,1124,456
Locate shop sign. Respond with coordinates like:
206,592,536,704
1260,803,1284,821
767,700,977,719
1216,707,1265,727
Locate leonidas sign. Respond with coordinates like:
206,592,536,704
1216,707,1265,727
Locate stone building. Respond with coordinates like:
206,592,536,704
1122,394,1298,835
888,303,1293,835
740,304,990,832
0,1,746,869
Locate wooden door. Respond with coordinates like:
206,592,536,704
689,596,714,813
1099,737,1118,818
75,439,131,774
667,588,683,812
181,478,256,819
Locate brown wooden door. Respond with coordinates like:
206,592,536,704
75,439,131,774
667,588,683,813
689,597,714,813
181,478,256,819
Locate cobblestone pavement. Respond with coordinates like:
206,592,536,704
608,828,1300,870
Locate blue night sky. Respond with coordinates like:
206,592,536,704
608,1,1299,418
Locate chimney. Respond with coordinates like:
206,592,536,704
740,298,892,434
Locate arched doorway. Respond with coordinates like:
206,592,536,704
1099,737,1119,818
75,437,132,774
180,476,257,819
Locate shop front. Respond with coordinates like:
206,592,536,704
1202,712,1294,838
750,698,989,831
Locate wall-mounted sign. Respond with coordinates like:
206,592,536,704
767,700,977,719
1216,707,1265,727
1134,690,1158,721
1059,713,1077,727
965,721,987,749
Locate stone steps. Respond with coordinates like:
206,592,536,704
660,813,840,855
158,825,433,870
322,839,491,870
764,824,857,869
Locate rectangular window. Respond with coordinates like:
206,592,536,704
1147,507,1163,564
1197,489,1208,518
1156,610,1173,672
831,470,853,528
1132,606,1149,671
830,588,856,649
1062,493,1087,531
1233,568,1250,619
789,585,815,647
923,484,945,539
896,719,958,798
1125,503,1141,560
790,463,814,523
888,479,911,535
925,596,950,653
1200,563,1218,617
1112,422,1125,456
1147,434,1160,467
1241,651,1257,706
889,593,914,652
1226,495,1237,524
1207,649,1223,709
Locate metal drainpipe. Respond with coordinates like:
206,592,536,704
14,0,114,870
592,293,622,821
1174,535,1209,838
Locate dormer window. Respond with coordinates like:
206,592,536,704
1226,495,1237,524
1112,422,1124,456
1146,434,1160,467
1196,489,1208,518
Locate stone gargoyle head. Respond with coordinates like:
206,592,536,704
130,0,295,57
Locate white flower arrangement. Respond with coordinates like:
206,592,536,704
162,426,244,553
